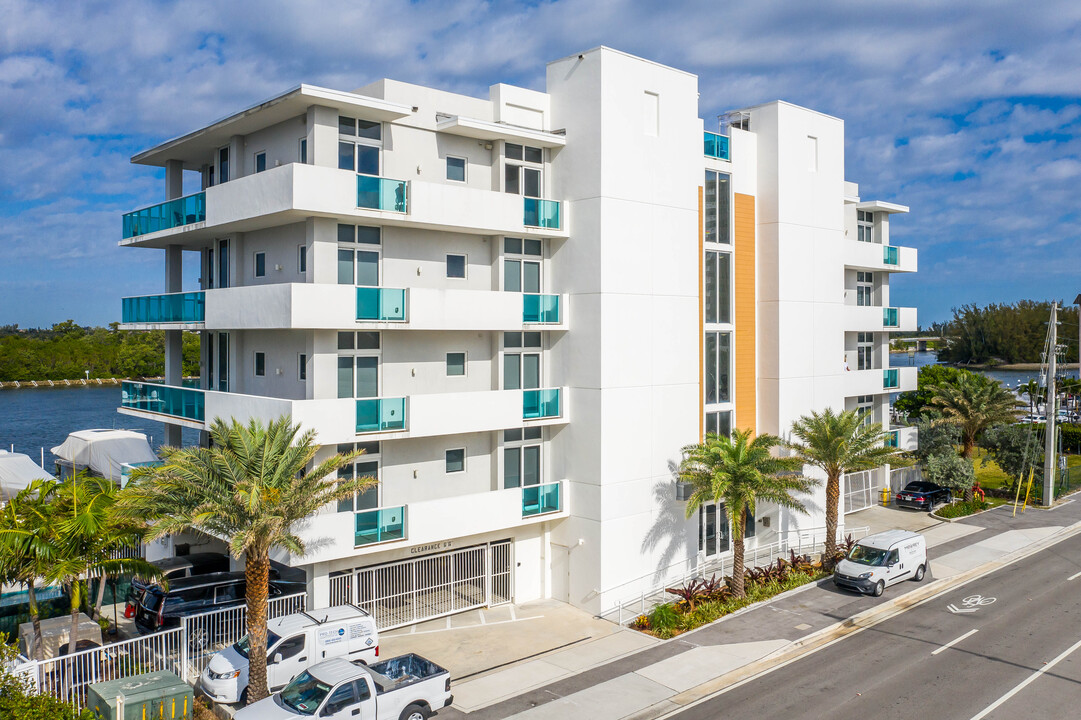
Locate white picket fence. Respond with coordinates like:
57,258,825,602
599,526,870,626
15,592,306,711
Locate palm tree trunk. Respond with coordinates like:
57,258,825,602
825,472,840,562
93,574,109,621
28,578,44,662
244,547,271,705
731,508,746,598
962,437,975,501
68,581,81,654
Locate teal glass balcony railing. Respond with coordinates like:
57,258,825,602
884,369,899,389
704,131,731,160
122,192,206,239
883,307,899,327
356,175,408,212
885,430,899,448
354,506,406,546
523,388,561,419
356,287,407,321
121,381,205,422
883,245,899,265
523,198,561,229
122,291,205,324
356,398,407,433
522,482,561,517
523,294,560,323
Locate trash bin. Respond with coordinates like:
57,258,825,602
881,487,891,507
87,670,193,720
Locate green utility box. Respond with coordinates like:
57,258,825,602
86,670,194,720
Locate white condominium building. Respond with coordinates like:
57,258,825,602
118,47,916,628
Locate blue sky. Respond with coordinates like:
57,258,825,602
1,0,1079,327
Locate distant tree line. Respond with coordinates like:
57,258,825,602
0,322,199,382
933,300,1079,365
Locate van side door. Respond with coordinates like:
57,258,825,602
268,634,307,690
885,548,904,583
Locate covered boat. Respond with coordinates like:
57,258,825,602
51,429,159,484
0,450,54,501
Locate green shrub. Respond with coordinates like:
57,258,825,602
648,603,680,639
936,499,990,519
0,641,93,720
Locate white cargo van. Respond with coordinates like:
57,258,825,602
833,530,927,597
200,605,378,704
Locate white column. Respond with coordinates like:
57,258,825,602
306,105,338,168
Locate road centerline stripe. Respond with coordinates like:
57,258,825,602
932,629,978,656
969,635,1081,720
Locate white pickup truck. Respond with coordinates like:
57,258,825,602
234,653,452,720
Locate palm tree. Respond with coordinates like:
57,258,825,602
679,430,812,598
115,416,373,705
787,408,899,562
46,473,160,658
928,373,1023,499
1019,379,1040,417
0,480,60,661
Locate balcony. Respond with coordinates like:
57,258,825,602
523,388,561,420
844,367,916,397
523,198,561,230
354,506,406,547
892,425,918,452
522,294,560,324
356,398,407,433
843,240,916,273
884,369,899,389
843,305,917,332
122,291,205,325
121,381,205,422
120,164,568,248
356,288,407,322
522,482,561,518
704,131,731,161
356,175,408,212
122,192,206,239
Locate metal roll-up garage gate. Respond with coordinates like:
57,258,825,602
330,539,513,631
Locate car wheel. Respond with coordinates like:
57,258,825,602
399,704,430,720
914,564,926,582
873,580,884,597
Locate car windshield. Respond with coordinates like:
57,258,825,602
232,631,281,659
279,670,331,716
847,544,889,566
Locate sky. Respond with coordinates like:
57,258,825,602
1,0,1079,328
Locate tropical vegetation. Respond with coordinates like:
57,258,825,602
0,321,199,381
931,300,1078,365
678,429,812,598
0,642,93,720
787,409,898,562
116,416,374,705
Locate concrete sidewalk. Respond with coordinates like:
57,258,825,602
443,498,1081,719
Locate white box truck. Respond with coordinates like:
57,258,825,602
235,654,452,720
833,530,928,597
200,605,379,704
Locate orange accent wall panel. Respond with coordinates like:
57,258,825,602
734,193,756,435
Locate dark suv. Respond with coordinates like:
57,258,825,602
125,552,231,614
133,571,304,640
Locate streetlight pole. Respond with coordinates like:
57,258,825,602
1044,302,1059,506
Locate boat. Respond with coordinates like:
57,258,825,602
50,429,161,486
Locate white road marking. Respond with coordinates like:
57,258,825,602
968,635,1081,720
478,610,487,625
932,629,978,656
384,614,545,637
947,604,977,614
1067,569,1081,581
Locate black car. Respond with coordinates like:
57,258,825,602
895,481,951,510
133,571,305,639
125,552,231,612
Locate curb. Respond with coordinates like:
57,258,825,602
650,515,1081,719
931,502,1004,523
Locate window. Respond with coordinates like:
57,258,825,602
354,679,371,702
699,504,730,557
217,239,230,289
337,332,380,399
705,332,731,404
856,272,874,307
857,332,874,371
856,395,874,426
704,251,731,324
218,147,230,183
504,427,541,489
446,156,466,182
298,353,307,381
255,151,267,173
339,116,382,141
446,352,466,376
338,225,381,286
339,116,382,175
744,505,756,538
857,210,874,243
504,332,541,389
298,245,307,274
504,238,542,293
705,410,732,438
336,442,380,513
446,254,466,279
704,171,731,245
254,252,266,278
275,635,305,660
299,138,307,164
254,352,266,377
504,143,543,197
445,448,465,474
322,683,357,714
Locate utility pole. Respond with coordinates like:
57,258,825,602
1044,302,1058,506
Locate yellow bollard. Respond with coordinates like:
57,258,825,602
881,486,891,507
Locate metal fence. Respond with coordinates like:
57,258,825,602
890,465,924,493
599,526,871,626
14,591,306,711
843,470,878,514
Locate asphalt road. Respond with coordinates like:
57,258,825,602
673,528,1081,720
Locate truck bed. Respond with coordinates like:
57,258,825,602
361,653,448,695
